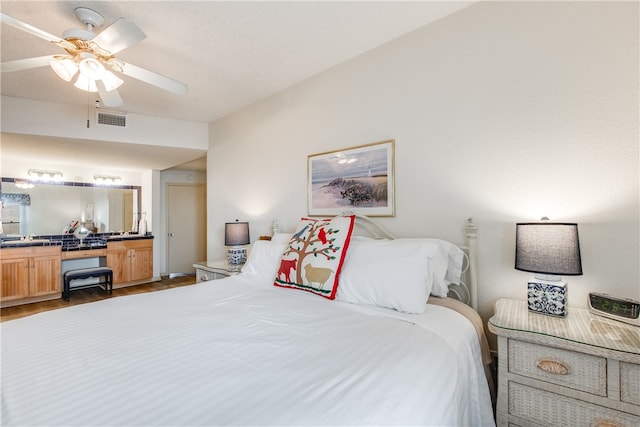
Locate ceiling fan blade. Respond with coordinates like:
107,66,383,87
2,55,56,72
120,61,188,95
1,13,62,43
91,18,146,54
96,80,124,107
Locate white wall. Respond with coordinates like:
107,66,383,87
208,1,639,342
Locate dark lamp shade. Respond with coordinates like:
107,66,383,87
225,221,250,246
515,222,583,276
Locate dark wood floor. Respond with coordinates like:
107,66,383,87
1,275,196,322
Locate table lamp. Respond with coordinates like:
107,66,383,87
515,219,582,317
225,220,250,265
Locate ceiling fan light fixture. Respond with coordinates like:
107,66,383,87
79,57,105,80
102,70,124,91
74,73,98,92
50,57,79,82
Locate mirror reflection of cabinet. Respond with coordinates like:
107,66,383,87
1,204,22,235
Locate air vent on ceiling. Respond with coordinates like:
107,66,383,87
96,111,127,127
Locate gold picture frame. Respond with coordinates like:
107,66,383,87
307,139,395,217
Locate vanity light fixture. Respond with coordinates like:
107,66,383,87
14,179,35,189
94,174,122,185
27,169,63,181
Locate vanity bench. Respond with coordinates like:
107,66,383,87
63,267,113,301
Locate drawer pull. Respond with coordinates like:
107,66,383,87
591,418,626,427
536,358,570,375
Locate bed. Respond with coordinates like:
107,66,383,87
1,216,495,426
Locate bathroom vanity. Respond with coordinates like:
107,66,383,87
0,234,154,307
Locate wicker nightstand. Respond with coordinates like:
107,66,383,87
193,259,242,283
488,298,640,427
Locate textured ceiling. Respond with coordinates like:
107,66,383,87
1,1,473,171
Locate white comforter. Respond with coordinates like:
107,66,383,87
1,274,495,426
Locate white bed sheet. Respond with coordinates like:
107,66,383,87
1,274,495,426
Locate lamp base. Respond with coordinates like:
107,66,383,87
227,247,247,265
527,279,567,317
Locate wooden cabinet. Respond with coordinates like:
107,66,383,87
488,299,640,427
107,239,153,285
1,246,62,302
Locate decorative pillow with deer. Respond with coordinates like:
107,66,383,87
274,215,355,299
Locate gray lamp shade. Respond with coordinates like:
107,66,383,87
225,221,250,246
515,222,583,276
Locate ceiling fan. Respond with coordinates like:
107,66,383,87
1,7,188,107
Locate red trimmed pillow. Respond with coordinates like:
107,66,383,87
274,215,355,299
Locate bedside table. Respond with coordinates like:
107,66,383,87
488,298,640,427
193,260,242,283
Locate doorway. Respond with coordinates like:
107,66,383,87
167,183,206,277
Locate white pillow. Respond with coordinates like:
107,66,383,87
397,238,464,298
271,233,293,245
428,239,465,297
336,238,435,314
241,240,288,279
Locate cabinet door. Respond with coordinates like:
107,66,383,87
1,257,30,301
107,248,131,284
130,247,153,281
30,255,62,297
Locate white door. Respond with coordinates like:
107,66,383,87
167,184,206,276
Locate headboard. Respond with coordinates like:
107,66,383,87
350,214,479,310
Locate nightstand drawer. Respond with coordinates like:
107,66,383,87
197,270,216,282
508,339,607,396
196,269,229,282
509,382,640,427
194,261,241,283
620,362,640,405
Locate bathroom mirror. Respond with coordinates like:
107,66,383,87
1,178,140,236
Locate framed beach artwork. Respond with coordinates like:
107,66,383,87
307,139,395,217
